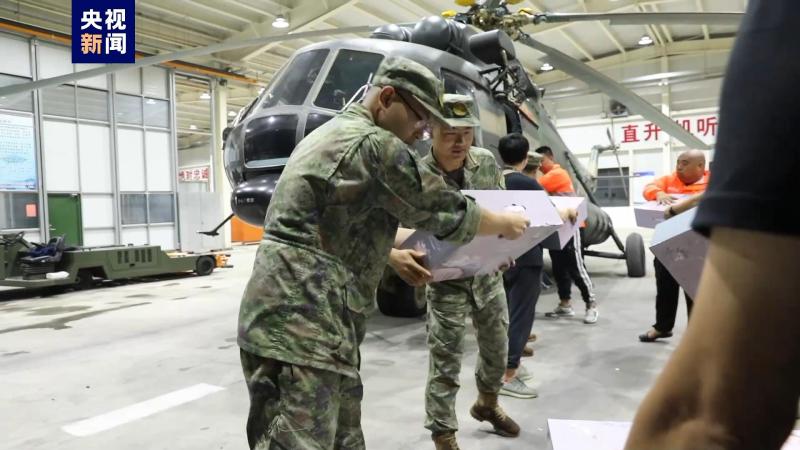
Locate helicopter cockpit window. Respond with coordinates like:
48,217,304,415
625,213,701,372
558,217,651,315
442,70,476,97
261,49,329,109
314,50,384,111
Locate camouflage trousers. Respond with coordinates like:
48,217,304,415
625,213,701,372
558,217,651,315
240,350,365,450
424,283,509,433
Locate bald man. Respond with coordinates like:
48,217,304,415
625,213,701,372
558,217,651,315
639,150,710,342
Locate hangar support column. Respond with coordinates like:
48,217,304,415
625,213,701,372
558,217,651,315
212,78,232,248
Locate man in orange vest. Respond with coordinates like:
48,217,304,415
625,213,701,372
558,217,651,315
535,146,598,324
639,150,709,342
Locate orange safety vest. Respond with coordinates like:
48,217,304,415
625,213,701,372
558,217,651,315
539,164,574,195
643,171,710,201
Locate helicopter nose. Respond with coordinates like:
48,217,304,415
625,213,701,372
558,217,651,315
231,174,280,227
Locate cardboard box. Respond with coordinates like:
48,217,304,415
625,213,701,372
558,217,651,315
649,208,709,298
634,201,669,229
547,419,800,450
634,194,689,229
401,190,562,282
541,196,588,250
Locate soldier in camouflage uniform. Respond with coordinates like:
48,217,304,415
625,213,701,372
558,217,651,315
237,57,530,450
389,95,521,450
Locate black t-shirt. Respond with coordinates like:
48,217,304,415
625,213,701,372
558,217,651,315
504,171,544,267
693,0,800,237
445,167,465,189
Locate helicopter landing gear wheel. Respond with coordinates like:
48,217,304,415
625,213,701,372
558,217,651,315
625,233,646,278
376,273,427,318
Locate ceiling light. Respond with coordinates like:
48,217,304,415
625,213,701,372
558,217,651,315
145,98,156,105
228,111,237,117
200,92,211,100
638,35,654,46
540,63,554,72
272,15,289,29
189,124,198,130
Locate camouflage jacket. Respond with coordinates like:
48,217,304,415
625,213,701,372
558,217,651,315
238,103,481,377
421,147,506,309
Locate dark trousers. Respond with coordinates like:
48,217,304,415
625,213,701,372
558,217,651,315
549,231,595,305
503,265,542,369
653,258,695,333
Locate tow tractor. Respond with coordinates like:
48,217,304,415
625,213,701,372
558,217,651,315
0,232,229,291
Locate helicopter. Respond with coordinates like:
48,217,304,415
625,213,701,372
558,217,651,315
0,0,743,317
217,1,741,316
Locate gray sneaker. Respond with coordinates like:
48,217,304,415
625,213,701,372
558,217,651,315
516,365,534,382
584,306,599,324
499,377,538,399
546,304,575,317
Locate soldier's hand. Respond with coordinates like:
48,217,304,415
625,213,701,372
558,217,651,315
499,212,529,240
558,208,578,224
656,192,677,205
388,248,432,287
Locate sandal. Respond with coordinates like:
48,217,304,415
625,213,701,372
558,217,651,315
639,330,673,342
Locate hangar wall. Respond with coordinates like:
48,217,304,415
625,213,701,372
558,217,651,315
0,31,182,250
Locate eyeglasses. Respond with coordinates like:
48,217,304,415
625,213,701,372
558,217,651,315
396,89,432,135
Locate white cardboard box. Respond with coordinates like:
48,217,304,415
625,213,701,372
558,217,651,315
634,201,669,229
542,196,588,250
401,190,562,282
634,194,689,229
548,419,800,450
649,208,709,298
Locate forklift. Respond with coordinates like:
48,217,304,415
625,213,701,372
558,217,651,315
0,231,228,291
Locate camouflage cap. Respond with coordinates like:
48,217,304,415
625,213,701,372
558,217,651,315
441,94,481,128
372,56,447,125
525,150,543,171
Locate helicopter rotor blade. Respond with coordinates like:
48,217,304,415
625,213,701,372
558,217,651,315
519,35,711,150
534,12,744,26
0,25,390,97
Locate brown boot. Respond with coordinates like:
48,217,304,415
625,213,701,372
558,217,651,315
432,431,460,450
522,345,534,357
528,333,537,343
470,392,520,437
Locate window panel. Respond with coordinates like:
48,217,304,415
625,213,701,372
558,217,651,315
145,131,173,191
42,120,80,191
38,44,72,79
83,228,115,246
42,84,76,117
0,192,39,229
78,124,112,193
81,195,114,228
0,74,33,112
149,226,175,250
77,87,109,121
121,193,147,225
74,63,108,90
121,226,147,245
115,69,141,94
117,128,145,191
0,35,31,77
115,93,142,125
148,193,175,223
144,98,169,128
142,67,169,99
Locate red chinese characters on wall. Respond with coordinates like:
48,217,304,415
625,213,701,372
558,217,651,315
178,166,210,182
619,115,718,144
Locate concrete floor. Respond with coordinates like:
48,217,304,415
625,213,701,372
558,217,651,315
0,235,690,450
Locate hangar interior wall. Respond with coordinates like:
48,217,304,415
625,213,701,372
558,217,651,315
0,31,182,250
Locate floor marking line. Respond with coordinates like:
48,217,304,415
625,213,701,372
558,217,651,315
62,383,225,437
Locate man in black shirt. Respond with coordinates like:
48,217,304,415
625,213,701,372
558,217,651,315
626,1,800,448
497,133,545,399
